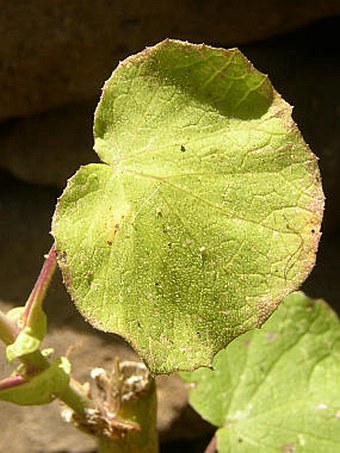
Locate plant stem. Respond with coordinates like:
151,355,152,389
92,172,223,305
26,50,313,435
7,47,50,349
20,349,50,373
0,243,56,346
205,434,217,453
21,349,92,417
24,242,57,325
60,378,92,418
0,374,26,390
95,362,159,453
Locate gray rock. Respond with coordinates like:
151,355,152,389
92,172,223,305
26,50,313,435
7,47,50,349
0,100,98,188
1,1,339,120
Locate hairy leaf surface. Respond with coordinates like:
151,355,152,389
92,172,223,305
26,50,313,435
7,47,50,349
52,40,324,373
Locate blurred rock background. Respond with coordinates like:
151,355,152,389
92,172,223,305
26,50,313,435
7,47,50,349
0,1,339,452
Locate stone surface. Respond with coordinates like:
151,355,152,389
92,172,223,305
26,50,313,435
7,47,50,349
0,178,211,452
0,100,98,188
1,1,339,120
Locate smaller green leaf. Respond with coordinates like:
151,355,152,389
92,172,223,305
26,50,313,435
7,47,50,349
182,292,340,452
0,357,71,406
5,307,47,362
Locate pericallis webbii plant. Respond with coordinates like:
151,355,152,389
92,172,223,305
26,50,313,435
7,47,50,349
1,40,338,453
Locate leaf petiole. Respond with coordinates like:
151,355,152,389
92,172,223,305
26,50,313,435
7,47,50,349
23,242,56,326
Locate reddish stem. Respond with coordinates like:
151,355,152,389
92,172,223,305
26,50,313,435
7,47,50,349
0,374,26,391
24,243,56,325
205,435,217,453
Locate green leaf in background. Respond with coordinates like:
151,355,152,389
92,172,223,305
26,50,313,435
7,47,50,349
181,292,340,452
0,356,71,406
52,40,324,373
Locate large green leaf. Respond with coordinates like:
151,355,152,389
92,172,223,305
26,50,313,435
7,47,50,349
52,40,323,373
182,292,340,452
